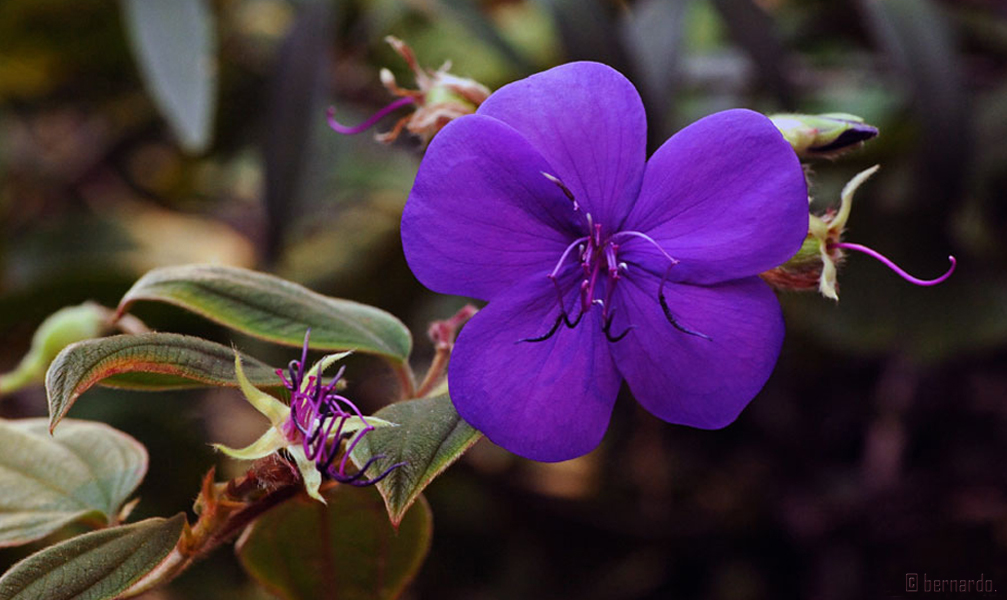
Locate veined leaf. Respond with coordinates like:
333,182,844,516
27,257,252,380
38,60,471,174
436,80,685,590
46,333,279,431
237,485,431,600
350,393,480,526
117,264,412,361
0,418,148,548
121,0,216,153
0,514,185,600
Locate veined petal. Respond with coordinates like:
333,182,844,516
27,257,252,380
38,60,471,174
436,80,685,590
235,353,288,426
609,274,784,429
213,427,288,460
448,272,621,462
477,62,647,229
620,109,807,284
288,444,324,503
402,115,583,300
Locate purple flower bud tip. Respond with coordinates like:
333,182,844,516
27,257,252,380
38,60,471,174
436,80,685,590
401,62,810,461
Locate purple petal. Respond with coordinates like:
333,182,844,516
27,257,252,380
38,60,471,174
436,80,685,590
448,272,621,462
477,62,647,229
402,115,583,300
609,273,784,428
620,109,808,284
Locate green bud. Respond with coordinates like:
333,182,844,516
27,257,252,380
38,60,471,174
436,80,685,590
769,113,879,159
0,302,113,395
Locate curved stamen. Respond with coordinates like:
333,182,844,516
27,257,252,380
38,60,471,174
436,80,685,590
610,230,680,268
833,242,956,286
658,269,712,341
326,97,415,135
518,308,584,343
550,237,591,279
541,172,579,211
602,310,632,343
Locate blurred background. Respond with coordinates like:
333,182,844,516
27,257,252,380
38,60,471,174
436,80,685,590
1,0,1006,598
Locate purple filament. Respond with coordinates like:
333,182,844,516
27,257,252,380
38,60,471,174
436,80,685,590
326,97,415,135
834,242,956,287
279,331,405,487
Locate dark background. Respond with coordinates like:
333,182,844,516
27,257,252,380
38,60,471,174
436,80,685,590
1,0,1006,598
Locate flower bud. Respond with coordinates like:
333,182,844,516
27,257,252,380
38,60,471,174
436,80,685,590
762,166,879,300
769,113,879,159
0,302,113,395
327,37,491,145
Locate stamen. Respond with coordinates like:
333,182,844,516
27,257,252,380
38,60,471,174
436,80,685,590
602,310,632,343
326,97,415,135
834,242,956,286
541,172,579,211
658,269,712,341
518,309,583,343
550,237,590,279
610,231,679,268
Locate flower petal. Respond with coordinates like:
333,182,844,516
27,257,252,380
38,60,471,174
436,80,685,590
609,274,784,428
402,114,583,300
448,272,621,462
235,353,288,426
213,427,288,460
477,61,647,229
288,444,324,503
620,109,808,284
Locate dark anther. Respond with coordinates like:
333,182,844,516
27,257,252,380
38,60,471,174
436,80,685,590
542,172,579,211
519,309,583,343
602,310,632,343
331,453,406,487
658,290,712,341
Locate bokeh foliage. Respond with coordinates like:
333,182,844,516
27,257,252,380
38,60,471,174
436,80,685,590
2,0,1006,598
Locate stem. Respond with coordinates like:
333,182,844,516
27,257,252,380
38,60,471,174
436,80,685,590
415,346,450,398
391,360,417,399
121,458,301,598
414,305,478,398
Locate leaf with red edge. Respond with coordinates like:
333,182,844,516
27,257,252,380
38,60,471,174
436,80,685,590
46,333,279,431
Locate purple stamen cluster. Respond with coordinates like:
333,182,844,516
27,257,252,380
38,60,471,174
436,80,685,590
277,332,403,487
525,172,707,344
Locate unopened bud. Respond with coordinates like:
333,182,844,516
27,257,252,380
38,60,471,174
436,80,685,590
0,303,113,395
769,113,879,159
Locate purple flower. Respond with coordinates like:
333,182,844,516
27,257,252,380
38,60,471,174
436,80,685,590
401,62,809,462
216,332,402,500
277,333,404,487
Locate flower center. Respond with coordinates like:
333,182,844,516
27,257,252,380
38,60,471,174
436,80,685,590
521,174,712,344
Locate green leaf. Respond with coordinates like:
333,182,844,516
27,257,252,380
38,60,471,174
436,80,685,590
0,514,186,600
121,0,216,153
237,485,431,600
0,418,148,548
117,264,412,361
46,333,279,431
350,394,480,526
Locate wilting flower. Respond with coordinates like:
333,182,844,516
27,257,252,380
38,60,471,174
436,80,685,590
401,62,810,461
762,165,956,299
216,333,401,501
327,36,490,145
